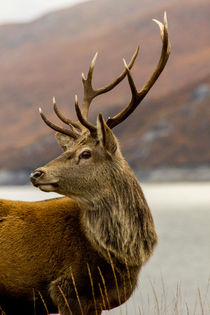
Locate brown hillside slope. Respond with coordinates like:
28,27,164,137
0,0,209,174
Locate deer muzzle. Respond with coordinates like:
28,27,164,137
30,169,59,192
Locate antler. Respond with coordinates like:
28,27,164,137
39,13,170,137
39,47,139,137
79,46,139,119
106,12,170,129
75,12,170,132
39,107,79,138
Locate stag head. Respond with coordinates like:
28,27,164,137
31,13,170,204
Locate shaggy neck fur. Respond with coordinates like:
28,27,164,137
80,163,158,267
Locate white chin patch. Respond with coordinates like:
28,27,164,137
39,184,57,192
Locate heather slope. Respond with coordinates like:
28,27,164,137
0,0,209,177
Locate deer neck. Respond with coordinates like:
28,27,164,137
80,168,158,267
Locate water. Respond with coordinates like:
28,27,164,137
0,183,210,314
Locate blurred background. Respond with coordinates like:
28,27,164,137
0,0,209,184
0,0,209,314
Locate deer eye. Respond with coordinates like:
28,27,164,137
79,150,91,159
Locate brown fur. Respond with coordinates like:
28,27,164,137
0,126,158,314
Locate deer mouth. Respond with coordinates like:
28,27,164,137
37,182,59,192
30,170,59,191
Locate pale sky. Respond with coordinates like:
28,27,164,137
0,0,89,24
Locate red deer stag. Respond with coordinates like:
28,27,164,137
0,14,170,315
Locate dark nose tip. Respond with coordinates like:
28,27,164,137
30,170,44,185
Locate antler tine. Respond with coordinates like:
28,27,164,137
53,97,82,132
106,12,171,129
74,95,97,135
80,46,140,119
95,46,140,95
39,107,78,139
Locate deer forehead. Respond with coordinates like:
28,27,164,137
63,136,101,156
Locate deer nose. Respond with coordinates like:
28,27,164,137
30,170,44,185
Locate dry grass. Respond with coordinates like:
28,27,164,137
0,269,209,315
109,277,210,315
59,265,209,315
100,261,210,315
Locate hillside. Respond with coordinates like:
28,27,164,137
0,0,210,183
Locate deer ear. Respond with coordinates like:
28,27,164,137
55,132,75,151
96,114,118,154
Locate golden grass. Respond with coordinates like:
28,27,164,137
58,285,72,315
120,278,210,315
37,290,49,314
0,267,209,315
